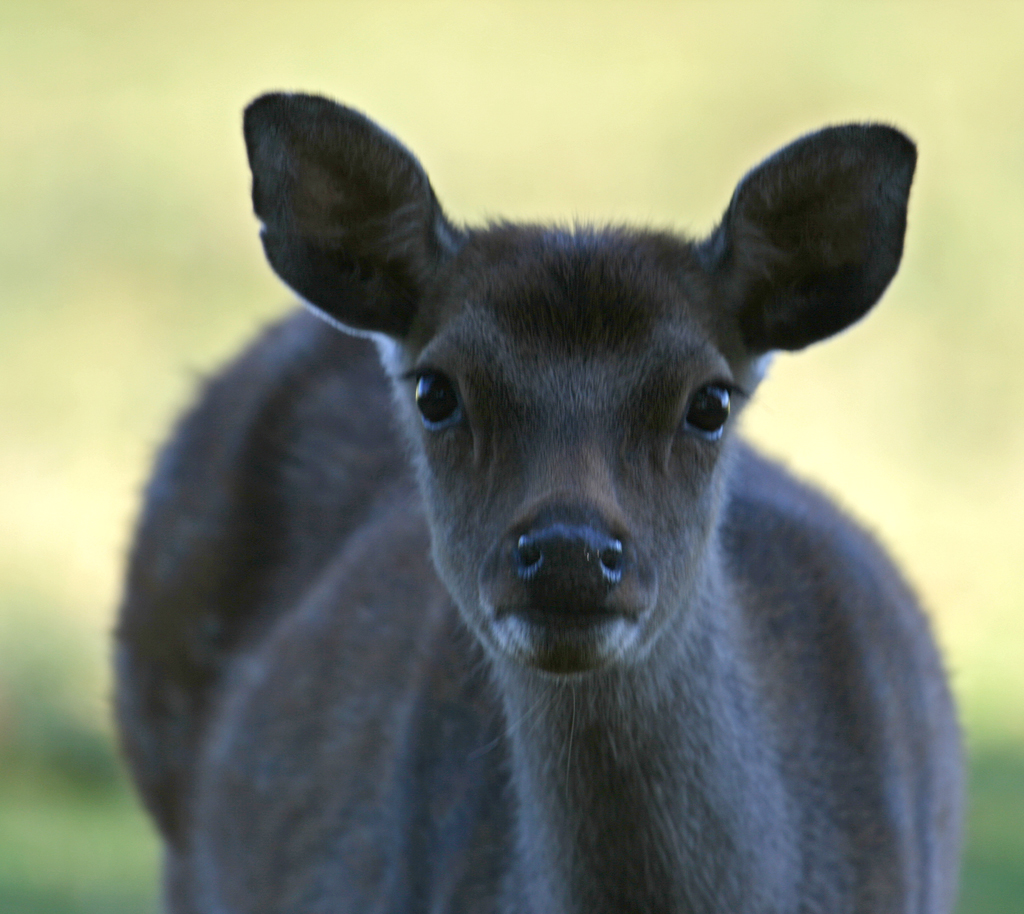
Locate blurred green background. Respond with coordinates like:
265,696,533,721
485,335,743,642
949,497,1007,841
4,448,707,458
2,1,1021,910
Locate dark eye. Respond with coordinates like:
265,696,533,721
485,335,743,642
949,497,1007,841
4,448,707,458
415,371,463,430
684,385,730,439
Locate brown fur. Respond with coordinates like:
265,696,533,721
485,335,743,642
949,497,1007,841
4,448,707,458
116,94,962,913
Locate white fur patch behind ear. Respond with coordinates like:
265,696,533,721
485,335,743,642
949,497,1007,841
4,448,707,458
372,335,408,379
750,352,774,386
299,296,409,378
299,297,353,337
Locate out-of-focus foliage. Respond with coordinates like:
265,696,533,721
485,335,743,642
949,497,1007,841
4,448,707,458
1,2,1021,910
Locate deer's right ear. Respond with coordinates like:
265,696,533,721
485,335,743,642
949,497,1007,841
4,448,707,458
243,93,462,338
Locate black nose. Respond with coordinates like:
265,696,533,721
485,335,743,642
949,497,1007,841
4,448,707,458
512,520,624,611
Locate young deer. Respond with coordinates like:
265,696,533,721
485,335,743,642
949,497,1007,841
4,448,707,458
116,93,963,913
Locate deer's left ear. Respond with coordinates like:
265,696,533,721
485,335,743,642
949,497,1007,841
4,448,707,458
700,124,916,353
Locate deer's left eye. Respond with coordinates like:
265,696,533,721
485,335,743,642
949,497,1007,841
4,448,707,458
684,385,730,440
415,372,463,430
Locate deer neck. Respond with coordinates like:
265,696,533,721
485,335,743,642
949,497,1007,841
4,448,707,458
493,593,798,914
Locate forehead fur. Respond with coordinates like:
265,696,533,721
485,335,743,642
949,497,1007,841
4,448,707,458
437,225,705,356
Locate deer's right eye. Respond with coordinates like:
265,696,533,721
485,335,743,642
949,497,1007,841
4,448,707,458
415,372,463,430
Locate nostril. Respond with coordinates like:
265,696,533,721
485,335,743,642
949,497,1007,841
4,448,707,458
516,534,543,578
599,539,624,582
600,540,623,570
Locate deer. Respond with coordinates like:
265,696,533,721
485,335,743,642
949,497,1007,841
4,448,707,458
116,92,963,913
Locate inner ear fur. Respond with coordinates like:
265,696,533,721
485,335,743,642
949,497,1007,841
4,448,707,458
243,93,461,338
701,124,917,353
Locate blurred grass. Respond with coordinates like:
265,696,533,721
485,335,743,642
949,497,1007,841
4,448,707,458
1,1,1021,911
961,745,1024,913
0,773,159,914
